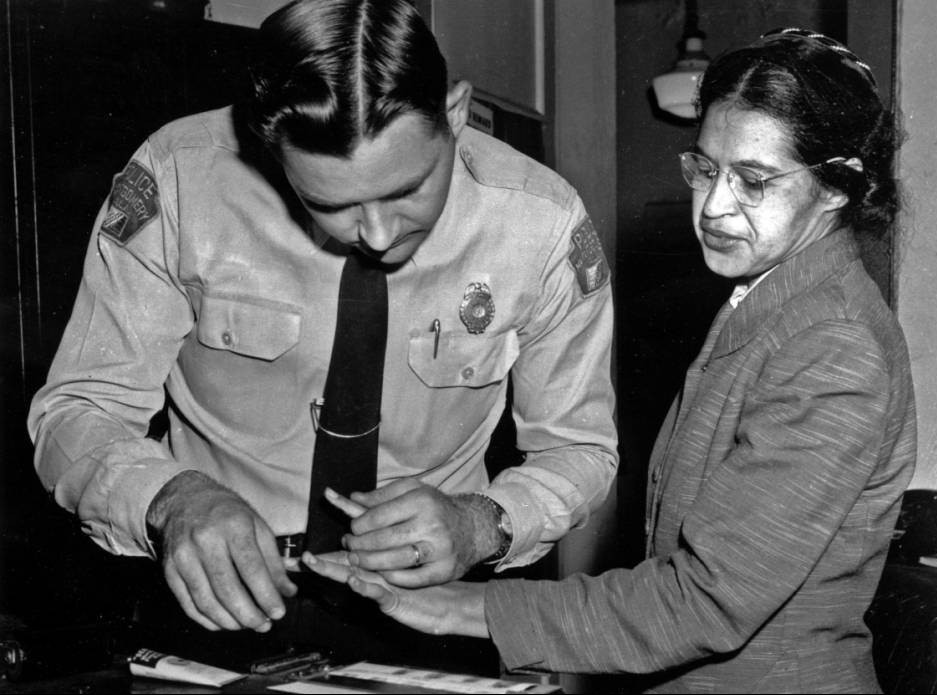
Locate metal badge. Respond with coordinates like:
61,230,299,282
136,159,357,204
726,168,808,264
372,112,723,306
459,282,495,334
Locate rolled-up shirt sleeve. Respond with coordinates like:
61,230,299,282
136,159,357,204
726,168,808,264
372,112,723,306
27,140,196,558
484,206,618,569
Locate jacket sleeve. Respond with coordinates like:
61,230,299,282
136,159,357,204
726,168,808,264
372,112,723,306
27,140,197,558
484,200,619,569
485,319,894,672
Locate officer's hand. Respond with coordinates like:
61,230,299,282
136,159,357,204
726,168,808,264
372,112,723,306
146,470,297,632
325,481,496,587
301,552,489,639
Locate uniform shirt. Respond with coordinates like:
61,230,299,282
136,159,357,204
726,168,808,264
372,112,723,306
27,107,618,569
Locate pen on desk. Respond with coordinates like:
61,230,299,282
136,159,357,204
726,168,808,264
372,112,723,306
249,650,327,675
432,318,441,359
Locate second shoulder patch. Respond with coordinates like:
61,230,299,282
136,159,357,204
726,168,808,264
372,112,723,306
568,216,610,296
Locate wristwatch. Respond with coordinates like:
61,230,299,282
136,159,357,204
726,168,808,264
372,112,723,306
474,493,513,563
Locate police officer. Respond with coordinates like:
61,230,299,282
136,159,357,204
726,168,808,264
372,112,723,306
28,0,617,668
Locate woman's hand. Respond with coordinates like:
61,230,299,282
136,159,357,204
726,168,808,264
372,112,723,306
302,551,489,639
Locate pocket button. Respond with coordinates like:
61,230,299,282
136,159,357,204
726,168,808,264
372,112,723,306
461,366,475,380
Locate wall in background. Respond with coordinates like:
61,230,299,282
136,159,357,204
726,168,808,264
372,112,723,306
549,0,620,581
431,0,546,117
895,0,937,489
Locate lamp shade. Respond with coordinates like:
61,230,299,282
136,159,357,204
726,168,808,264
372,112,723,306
652,36,709,120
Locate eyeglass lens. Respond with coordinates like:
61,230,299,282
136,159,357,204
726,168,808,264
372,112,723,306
679,153,765,207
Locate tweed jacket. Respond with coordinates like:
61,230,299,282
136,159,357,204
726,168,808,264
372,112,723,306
486,229,916,693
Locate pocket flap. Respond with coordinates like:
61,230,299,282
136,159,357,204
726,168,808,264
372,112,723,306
408,330,518,388
197,294,301,361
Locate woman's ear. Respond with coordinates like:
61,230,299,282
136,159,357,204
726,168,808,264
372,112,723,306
445,80,473,138
823,156,864,211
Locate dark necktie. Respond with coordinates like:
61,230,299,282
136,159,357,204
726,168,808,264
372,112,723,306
304,252,388,554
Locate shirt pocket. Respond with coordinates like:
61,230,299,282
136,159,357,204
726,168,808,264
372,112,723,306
181,293,303,439
196,294,301,360
408,330,519,388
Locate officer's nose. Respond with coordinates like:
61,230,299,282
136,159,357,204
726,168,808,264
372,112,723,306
358,204,396,252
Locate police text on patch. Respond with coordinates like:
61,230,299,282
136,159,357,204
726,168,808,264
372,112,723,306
100,161,159,245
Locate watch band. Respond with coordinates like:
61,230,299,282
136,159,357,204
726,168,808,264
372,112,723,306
472,493,512,562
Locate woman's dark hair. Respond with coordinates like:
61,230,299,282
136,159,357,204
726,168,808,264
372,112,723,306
697,28,902,236
247,0,449,157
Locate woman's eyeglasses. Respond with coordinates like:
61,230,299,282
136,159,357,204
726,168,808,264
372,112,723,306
678,152,845,208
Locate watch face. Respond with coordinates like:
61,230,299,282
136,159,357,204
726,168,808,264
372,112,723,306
474,493,512,560
498,511,514,538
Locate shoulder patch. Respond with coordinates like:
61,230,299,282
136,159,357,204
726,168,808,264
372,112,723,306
568,216,610,296
100,161,159,245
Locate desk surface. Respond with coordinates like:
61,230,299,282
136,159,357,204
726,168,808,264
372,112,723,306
0,667,561,694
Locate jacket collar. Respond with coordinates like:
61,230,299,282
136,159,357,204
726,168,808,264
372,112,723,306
711,229,860,358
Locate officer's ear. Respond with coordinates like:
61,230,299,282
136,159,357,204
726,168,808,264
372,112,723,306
445,80,473,138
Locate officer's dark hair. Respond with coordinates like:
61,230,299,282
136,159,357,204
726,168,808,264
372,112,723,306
697,28,902,237
248,0,449,157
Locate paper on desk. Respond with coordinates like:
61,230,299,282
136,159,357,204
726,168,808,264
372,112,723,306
269,682,370,694
309,662,538,693
129,648,245,687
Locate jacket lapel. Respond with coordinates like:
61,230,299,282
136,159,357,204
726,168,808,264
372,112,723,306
711,229,860,360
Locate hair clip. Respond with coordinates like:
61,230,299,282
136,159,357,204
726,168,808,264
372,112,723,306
759,27,877,87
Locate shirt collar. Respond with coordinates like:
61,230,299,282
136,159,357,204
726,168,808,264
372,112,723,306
728,266,777,308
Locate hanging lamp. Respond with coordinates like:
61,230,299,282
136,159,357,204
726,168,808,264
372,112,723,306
652,0,709,120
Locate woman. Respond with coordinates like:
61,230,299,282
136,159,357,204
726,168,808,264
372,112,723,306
306,28,916,693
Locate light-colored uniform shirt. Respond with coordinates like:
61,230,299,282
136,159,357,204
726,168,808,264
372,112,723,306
27,107,618,570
